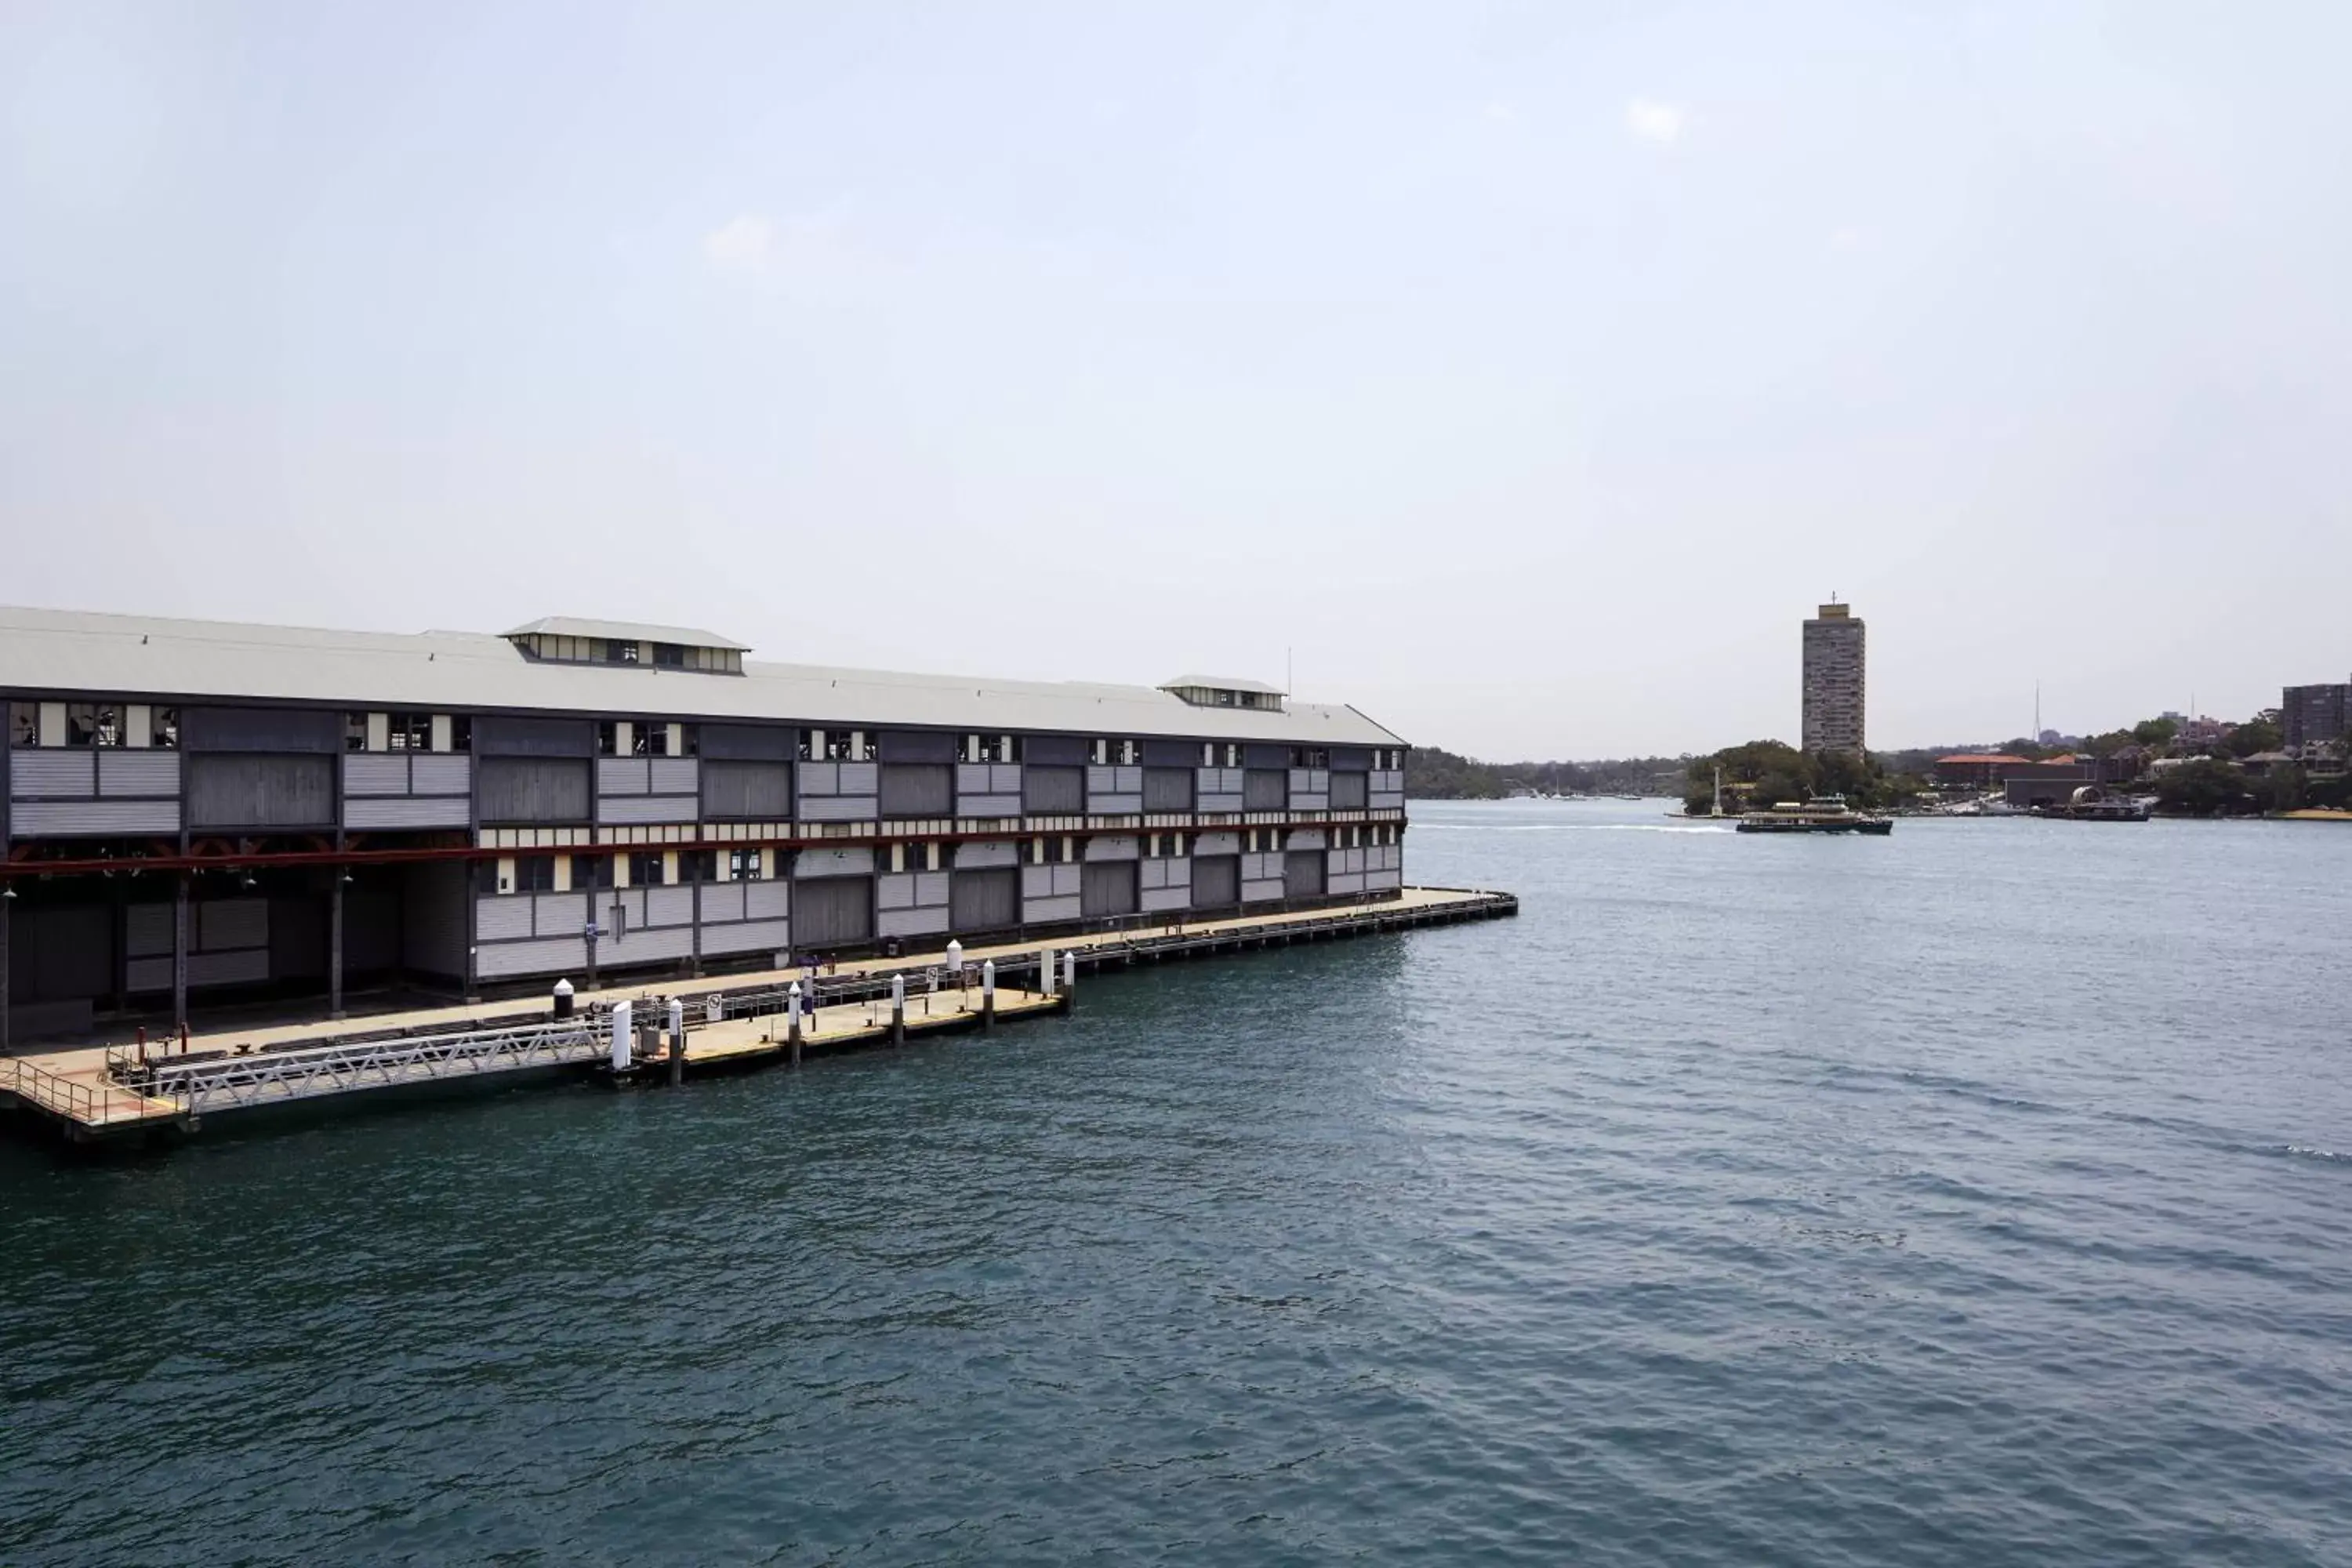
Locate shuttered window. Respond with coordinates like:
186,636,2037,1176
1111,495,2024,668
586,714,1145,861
1023,765,1084,814
1243,770,1287,811
878,764,953,818
1142,768,1194,812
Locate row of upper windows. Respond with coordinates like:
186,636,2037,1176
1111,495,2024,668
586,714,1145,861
10,702,180,750
8,700,1400,769
477,822,1407,894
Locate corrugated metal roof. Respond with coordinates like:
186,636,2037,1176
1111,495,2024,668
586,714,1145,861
0,607,1404,746
502,616,750,651
1160,673,1285,696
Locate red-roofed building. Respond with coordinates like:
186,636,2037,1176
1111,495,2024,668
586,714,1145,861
1933,754,2034,789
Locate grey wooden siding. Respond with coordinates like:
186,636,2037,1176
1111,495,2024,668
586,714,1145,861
1022,862,1082,924
346,797,470,829
187,754,334,828
12,799,180,835
1195,768,1244,813
1082,834,1139,861
1288,768,1330,811
956,763,1022,818
10,751,95,796
1023,765,1083,814
877,869,951,938
1139,855,1192,914
477,757,591,823
797,760,879,822
879,763,952,818
953,839,1019,869
100,752,180,796
342,753,470,829
702,760,793,819
1087,764,1142,815
10,749,183,834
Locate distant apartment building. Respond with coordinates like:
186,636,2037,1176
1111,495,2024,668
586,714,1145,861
2282,682,2351,752
1801,601,1867,757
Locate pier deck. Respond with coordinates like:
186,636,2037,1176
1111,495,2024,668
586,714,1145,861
1,886,1513,1143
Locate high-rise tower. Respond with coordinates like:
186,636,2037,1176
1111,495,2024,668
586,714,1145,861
1802,600,1866,756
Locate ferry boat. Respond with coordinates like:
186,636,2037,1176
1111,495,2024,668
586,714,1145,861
1735,796,1894,835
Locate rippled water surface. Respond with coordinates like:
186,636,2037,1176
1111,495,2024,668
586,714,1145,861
7,801,2352,1566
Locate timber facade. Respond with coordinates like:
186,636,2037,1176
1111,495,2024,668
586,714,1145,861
0,609,1408,1047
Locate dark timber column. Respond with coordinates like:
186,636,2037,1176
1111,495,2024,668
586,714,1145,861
172,870,190,1032
689,848,703,978
1,886,13,1055
329,860,347,1021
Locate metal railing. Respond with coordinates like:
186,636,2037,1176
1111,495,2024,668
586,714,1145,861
3,1055,166,1127
110,1018,607,1116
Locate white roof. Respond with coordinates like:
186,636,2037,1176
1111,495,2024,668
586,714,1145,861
503,616,750,652
0,607,1403,746
1161,673,1286,696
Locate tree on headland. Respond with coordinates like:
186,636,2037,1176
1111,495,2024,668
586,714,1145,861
2223,716,2283,758
2152,757,2246,816
2132,717,2180,748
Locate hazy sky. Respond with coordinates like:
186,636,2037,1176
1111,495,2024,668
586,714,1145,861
5,2,2348,758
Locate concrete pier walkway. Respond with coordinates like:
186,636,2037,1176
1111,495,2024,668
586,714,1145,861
2,886,1514,1143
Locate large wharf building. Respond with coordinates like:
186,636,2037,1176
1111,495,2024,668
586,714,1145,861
0,609,1408,1047
1800,601,1867,757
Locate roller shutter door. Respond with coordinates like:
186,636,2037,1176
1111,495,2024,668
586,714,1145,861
1283,850,1326,898
794,876,873,947
1080,861,1138,917
950,867,1020,933
1328,771,1368,810
1190,855,1240,908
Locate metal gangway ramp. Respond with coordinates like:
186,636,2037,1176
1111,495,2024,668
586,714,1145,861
109,1017,609,1121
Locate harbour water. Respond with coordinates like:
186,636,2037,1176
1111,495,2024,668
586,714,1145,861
5,800,2350,1565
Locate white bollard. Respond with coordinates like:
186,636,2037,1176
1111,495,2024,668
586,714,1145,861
668,998,685,1052
982,959,996,1029
1040,948,1056,997
946,938,964,975
1062,950,1076,993
890,972,906,1044
610,1000,633,1071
